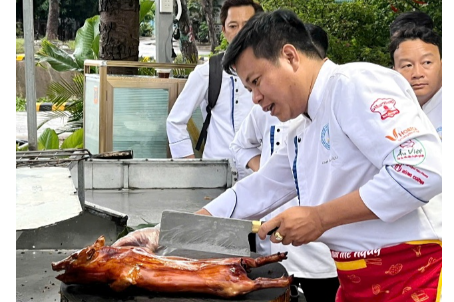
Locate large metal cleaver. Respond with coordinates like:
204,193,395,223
159,210,274,257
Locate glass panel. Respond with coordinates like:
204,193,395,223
112,87,169,158
84,74,100,154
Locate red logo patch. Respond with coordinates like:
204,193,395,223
370,98,400,120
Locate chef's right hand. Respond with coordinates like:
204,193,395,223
112,226,160,252
258,206,324,246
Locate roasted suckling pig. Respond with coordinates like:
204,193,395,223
51,236,293,298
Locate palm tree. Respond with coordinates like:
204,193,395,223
176,0,199,63
200,0,218,53
46,0,59,40
99,0,140,75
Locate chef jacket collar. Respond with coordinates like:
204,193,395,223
306,59,337,120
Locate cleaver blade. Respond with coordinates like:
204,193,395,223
158,210,269,257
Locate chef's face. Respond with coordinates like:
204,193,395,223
234,46,310,122
393,39,442,107
222,5,256,43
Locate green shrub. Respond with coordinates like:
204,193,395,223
16,38,24,54
66,40,76,51
16,23,24,38
16,128,84,151
140,22,154,37
16,96,52,112
16,96,26,111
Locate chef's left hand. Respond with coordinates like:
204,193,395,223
258,206,325,246
112,227,160,252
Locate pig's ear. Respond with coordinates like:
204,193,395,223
94,236,106,248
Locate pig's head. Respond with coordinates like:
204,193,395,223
51,235,106,272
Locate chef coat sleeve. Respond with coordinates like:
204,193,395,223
334,66,442,222
229,106,263,169
204,141,297,220
166,63,209,158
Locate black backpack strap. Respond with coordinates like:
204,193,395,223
195,52,225,151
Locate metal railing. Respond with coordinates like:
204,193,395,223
16,149,92,168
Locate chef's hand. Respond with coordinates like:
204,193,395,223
258,206,325,246
112,227,160,252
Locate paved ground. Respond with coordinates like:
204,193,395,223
16,111,69,142
139,36,212,60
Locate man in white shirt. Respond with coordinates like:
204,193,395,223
114,10,442,302
229,24,339,302
200,10,442,301
166,0,263,180
389,20,442,301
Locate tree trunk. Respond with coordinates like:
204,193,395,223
200,0,218,53
177,0,199,63
99,0,140,75
46,0,60,41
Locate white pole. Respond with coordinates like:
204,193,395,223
23,0,38,150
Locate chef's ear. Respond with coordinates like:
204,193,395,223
282,44,299,70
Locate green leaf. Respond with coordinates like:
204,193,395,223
140,0,154,23
116,226,136,240
92,34,100,59
38,128,60,150
36,39,80,72
47,74,84,107
60,129,84,149
74,15,100,67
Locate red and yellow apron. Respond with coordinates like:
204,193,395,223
332,241,442,302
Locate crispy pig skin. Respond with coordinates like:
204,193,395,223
51,236,293,298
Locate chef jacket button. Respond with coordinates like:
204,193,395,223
236,100,238,104
236,89,238,92
277,128,280,132
298,138,301,143
276,142,280,145
235,78,237,82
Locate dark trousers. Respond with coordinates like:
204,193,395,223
290,276,340,302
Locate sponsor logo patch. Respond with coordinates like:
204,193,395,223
393,164,428,185
321,123,330,150
370,98,400,120
385,127,419,142
392,139,426,166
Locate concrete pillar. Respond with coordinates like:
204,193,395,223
155,0,174,63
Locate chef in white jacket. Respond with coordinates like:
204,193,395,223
229,23,339,302
115,10,443,302
389,22,443,296
230,105,339,302
166,0,263,180
198,10,442,302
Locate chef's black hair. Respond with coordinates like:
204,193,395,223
222,9,323,75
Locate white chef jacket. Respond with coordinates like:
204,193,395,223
166,60,255,180
205,60,442,253
422,86,442,241
230,105,337,279
422,87,442,140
